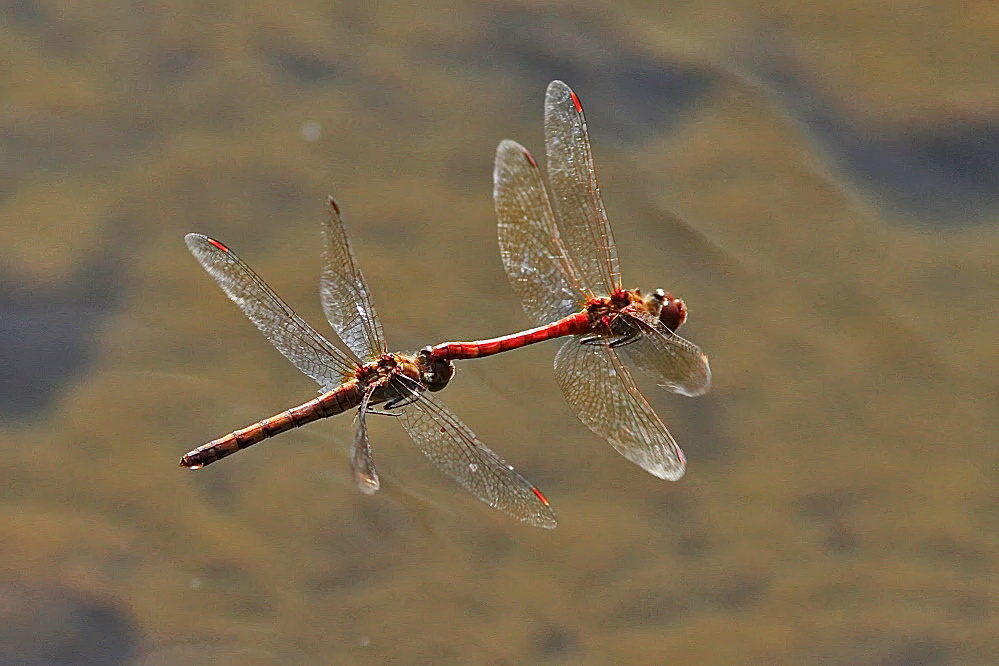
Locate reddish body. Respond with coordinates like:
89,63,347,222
429,289,690,362
426,81,711,481
180,199,556,528
431,312,590,360
181,381,363,469
181,353,426,469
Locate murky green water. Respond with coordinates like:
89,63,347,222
1,1,995,663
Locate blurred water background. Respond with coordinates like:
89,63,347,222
1,0,995,663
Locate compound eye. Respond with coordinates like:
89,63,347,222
658,295,687,332
425,359,455,392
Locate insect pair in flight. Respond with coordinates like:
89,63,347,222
182,81,712,528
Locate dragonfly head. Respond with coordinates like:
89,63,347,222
649,288,687,333
417,346,455,392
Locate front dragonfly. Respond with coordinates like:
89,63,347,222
427,81,711,480
182,198,555,529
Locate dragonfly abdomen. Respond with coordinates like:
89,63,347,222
180,381,363,469
430,312,591,360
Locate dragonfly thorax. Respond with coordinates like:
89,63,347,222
354,354,418,387
591,288,688,335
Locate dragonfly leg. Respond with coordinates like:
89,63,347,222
579,323,641,347
579,332,638,347
608,329,642,347
383,393,421,410
608,314,643,347
360,374,421,413
365,407,402,417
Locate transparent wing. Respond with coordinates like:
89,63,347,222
350,386,380,495
553,337,686,480
495,139,586,326
391,375,557,529
320,197,387,359
186,234,355,390
544,80,621,296
617,313,712,397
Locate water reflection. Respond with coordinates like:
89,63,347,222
749,48,999,224
0,247,122,421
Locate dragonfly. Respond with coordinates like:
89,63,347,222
181,197,556,529
424,80,711,481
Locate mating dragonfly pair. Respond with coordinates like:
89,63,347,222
182,81,711,529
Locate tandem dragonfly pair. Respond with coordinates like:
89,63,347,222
181,81,712,529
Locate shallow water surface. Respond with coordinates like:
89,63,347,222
1,1,995,663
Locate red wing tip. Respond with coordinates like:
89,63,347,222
532,486,551,507
206,238,229,252
523,149,538,168
569,91,583,113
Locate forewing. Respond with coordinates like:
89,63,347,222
617,313,712,397
553,338,686,480
186,234,355,390
544,80,621,296
495,139,585,326
392,375,557,529
320,197,387,359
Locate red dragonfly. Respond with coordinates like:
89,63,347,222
181,198,555,529
425,80,711,480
